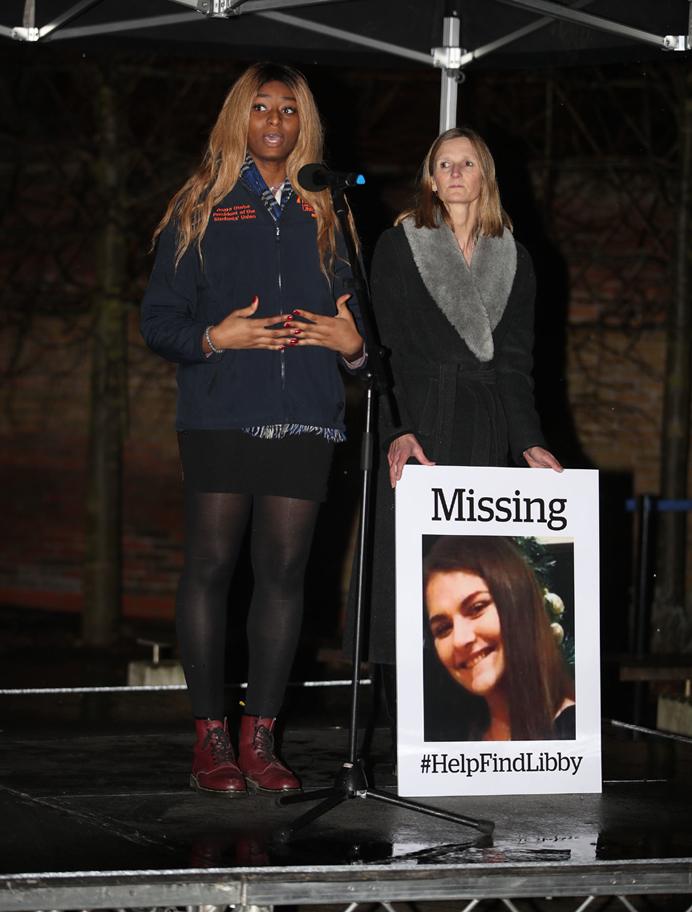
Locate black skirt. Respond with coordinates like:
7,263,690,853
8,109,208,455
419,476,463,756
178,429,334,502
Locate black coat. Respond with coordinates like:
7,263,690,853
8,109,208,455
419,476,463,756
365,225,546,664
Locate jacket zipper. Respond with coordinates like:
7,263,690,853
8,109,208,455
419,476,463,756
276,221,285,390
207,366,221,393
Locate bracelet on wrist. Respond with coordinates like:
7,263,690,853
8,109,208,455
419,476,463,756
205,325,223,355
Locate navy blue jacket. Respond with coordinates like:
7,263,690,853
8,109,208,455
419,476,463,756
140,181,357,433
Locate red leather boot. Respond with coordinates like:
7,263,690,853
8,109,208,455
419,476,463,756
238,715,301,793
190,718,247,797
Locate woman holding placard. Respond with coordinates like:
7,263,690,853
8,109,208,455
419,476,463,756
365,127,562,674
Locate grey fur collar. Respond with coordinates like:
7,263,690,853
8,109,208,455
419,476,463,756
402,218,517,361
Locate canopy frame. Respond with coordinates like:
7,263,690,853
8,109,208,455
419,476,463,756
6,0,692,131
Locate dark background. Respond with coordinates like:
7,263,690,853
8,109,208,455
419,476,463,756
0,2,690,729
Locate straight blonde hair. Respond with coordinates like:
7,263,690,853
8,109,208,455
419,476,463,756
396,127,512,237
154,62,338,272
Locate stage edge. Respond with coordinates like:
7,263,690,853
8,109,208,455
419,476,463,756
0,860,691,911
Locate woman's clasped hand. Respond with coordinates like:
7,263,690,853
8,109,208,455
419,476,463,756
205,293,362,358
284,294,363,360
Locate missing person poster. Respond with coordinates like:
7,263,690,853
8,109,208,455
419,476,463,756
395,465,601,797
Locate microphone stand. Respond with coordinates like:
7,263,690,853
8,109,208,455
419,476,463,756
275,184,494,842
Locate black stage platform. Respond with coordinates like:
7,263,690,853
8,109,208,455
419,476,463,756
1,709,692,912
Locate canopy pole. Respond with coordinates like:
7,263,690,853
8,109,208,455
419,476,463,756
22,0,35,29
438,13,461,132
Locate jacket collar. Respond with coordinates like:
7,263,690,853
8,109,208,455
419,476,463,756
240,154,293,222
401,217,517,362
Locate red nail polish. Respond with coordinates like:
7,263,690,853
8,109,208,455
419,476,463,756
289,338,299,345
292,309,300,315
293,329,303,335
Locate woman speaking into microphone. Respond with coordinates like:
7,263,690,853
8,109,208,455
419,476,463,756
141,62,364,797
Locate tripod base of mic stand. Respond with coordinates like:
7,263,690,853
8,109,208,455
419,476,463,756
273,758,494,843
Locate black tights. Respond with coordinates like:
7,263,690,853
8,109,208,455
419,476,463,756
176,490,320,720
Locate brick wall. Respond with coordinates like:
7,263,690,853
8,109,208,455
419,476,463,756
1,61,689,627
2,270,687,624
0,321,184,619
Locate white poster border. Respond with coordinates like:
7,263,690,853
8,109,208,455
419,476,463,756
395,465,601,797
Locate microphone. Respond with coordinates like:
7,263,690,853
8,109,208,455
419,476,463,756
297,163,366,192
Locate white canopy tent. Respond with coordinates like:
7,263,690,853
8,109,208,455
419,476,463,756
3,0,691,131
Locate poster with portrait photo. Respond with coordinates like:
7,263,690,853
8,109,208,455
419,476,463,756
395,465,601,797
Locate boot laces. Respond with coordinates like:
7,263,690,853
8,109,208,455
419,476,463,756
253,724,277,762
204,725,233,764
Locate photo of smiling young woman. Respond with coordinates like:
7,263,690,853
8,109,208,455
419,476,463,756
422,535,576,743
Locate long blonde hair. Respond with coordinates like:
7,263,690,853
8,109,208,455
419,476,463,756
395,127,512,237
154,62,338,272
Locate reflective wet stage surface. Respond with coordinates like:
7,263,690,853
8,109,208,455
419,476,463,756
0,718,691,908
